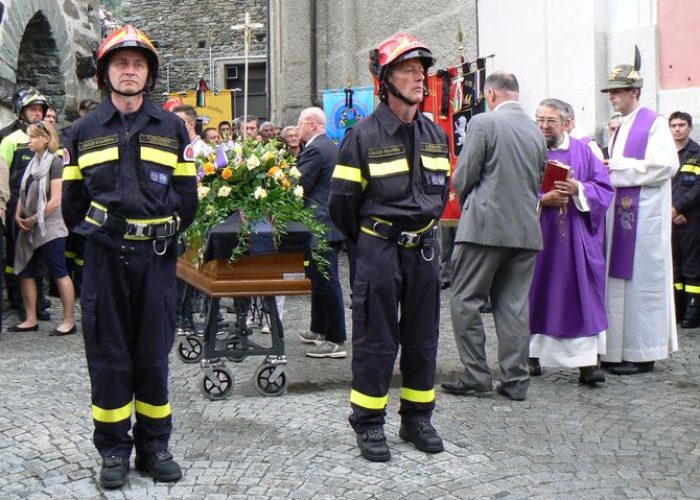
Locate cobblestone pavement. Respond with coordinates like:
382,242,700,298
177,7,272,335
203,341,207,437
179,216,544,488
2,257,700,499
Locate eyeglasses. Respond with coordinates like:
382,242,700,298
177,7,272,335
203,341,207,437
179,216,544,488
535,117,561,126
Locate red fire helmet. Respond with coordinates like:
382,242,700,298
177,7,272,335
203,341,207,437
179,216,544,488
96,24,159,92
369,33,435,97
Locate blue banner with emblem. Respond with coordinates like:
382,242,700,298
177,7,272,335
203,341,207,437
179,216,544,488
322,86,374,144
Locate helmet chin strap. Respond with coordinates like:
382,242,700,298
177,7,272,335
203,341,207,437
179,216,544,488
106,76,149,97
384,81,425,106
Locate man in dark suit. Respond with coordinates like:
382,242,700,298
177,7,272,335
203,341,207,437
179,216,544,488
295,107,348,358
441,72,547,401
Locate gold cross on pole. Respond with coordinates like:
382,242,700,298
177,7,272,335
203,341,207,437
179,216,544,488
231,12,264,142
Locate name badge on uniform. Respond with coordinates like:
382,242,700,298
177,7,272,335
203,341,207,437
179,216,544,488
149,170,169,185
428,173,445,186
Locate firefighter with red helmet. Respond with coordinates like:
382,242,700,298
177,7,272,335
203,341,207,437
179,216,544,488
329,33,450,462
62,25,197,488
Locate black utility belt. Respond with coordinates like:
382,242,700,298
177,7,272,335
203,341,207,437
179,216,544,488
360,216,436,248
85,202,180,241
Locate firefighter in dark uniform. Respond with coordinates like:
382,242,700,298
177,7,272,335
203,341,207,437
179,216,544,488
328,33,450,462
62,25,197,489
670,111,700,328
0,88,53,322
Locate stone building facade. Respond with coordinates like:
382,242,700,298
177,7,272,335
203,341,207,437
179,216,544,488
123,0,477,126
0,0,101,127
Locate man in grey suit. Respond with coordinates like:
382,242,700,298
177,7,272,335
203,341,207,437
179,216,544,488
441,72,547,401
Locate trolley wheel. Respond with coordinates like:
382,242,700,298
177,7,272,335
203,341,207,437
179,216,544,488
177,335,203,363
253,363,288,397
200,366,235,400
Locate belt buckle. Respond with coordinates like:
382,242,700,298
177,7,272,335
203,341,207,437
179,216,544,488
128,222,148,238
398,231,419,247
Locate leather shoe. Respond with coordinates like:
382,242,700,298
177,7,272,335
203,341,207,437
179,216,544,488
135,450,182,482
7,324,38,332
579,366,605,386
607,361,654,376
399,421,444,453
49,325,77,336
495,382,526,401
100,456,129,489
356,427,391,462
528,357,542,377
440,379,492,396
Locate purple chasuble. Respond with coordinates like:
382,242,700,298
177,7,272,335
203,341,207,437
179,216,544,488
529,137,614,339
608,107,658,279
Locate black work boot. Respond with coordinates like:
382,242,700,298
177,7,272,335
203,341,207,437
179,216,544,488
674,286,686,323
356,427,391,462
399,421,444,453
99,456,129,489
135,450,182,482
682,294,700,328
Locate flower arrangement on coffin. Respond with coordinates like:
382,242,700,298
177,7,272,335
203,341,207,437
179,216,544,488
186,138,329,268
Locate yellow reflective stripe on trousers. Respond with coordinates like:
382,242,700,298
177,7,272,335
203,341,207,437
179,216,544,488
174,161,196,176
421,155,451,174
141,146,178,168
92,401,133,423
62,165,84,181
680,164,700,175
368,158,409,177
685,284,700,294
401,387,436,403
135,400,172,419
78,147,119,169
675,282,684,291
333,164,363,183
350,389,389,409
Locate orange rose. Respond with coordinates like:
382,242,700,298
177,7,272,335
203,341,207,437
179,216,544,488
281,177,291,189
268,166,281,177
203,162,216,175
221,167,233,180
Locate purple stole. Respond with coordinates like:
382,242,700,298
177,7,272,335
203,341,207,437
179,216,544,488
608,107,658,279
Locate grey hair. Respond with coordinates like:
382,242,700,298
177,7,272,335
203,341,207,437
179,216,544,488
538,98,571,122
485,71,519,93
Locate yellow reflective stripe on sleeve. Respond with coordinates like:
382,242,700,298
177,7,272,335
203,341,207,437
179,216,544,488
685,284,700,294
92,401,133,423
674,282,684,291
350,389,389,410
65,251,77,260
368,158,409,177
174,161,196,176
421,155,451,174
5,265,13,273
333,164,363,183
680,164,700,175
62,165,84,181
134,400,172,419
401,387,436,403
141,146,178,168
78,147,119,169
75,258,84,266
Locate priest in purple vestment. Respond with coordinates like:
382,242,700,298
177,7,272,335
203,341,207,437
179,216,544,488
528,99,614,385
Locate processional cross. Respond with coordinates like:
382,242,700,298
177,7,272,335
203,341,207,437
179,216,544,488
231,12,264,142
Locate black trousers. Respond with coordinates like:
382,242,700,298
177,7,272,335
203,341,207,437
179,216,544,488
306,241,346,343
673,222,700,287
82,239,178,458
349,232,440,432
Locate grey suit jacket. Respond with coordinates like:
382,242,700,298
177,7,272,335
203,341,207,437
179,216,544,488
453,101,547,250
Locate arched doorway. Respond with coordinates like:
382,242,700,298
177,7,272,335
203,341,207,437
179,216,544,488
16,11,66,115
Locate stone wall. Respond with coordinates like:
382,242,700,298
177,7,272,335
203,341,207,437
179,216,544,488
0,0,101,127
122,0,268,105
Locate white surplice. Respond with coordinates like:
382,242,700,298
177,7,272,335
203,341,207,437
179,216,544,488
603,105,680,363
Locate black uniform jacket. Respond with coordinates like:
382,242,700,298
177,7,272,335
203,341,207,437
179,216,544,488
673,138,700,220
328,102,450,242
62,96,198,245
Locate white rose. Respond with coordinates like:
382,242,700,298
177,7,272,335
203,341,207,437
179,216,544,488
217,185,232,197
233,142,243,154
261,150,275,163
293,186,304,198
254,186,268,199
278,148,287,157
289,166,302,179
197,186,210,200
247,155,261,170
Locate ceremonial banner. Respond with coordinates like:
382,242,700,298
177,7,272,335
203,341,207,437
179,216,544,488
323,86,374,144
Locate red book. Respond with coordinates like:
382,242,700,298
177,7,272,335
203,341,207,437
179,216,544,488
541,160,571,193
